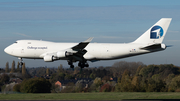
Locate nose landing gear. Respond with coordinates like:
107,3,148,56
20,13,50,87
18,57,23,68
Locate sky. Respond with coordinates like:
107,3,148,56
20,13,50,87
0,0,180,68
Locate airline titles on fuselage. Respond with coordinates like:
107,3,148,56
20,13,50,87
27,46,47,50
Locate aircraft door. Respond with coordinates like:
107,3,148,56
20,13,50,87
21,48,24,53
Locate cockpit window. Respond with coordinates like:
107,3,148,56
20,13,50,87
14,42,17,43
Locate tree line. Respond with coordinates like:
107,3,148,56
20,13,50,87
1,61,180,93
0,61,31,92
4,61,27,76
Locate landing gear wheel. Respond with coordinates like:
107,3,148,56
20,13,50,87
68,60,74,70
78,62,89,69
70,65,74,68
85,63,89,67
20,62,23,66
70,65,74,71
78,62,84,68
68,62,72,65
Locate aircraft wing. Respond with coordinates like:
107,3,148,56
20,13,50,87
53,37,94,62
41,37,93,60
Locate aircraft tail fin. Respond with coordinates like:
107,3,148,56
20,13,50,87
133,18,172,44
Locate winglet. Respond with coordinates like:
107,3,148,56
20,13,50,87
83,37,94,43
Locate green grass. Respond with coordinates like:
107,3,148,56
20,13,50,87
0,92,180,100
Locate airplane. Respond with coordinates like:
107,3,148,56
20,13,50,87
4,18,172,69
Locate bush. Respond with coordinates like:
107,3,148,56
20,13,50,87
20,78,51,93
13,84,21,92
168,75,180,92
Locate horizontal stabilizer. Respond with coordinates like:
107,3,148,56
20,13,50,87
140,44,162,50
140,43,168,50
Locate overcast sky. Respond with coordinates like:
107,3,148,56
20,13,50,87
1,0,180,68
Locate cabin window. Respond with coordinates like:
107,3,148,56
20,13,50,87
28,42,31,44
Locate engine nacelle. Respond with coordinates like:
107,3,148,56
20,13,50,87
161,43,166,49
57,51,66,58
44,55,54,62
57,51,73,58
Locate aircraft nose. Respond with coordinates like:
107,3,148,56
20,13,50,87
4,46,12,55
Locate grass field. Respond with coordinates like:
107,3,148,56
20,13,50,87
0,92,180,100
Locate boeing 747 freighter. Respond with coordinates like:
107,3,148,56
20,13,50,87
4,18,172,69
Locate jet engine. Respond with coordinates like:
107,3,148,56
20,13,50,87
44,55,54,62
57,51,73,58
57,51,66,58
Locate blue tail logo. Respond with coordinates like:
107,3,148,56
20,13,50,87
150,26,163,39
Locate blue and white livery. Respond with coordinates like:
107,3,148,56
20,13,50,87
4,18,172,69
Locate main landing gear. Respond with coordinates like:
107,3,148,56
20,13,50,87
78,61,89,68
68,60,74,70
67,60,89,70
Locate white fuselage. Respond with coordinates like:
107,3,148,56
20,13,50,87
4,40,162,62
4,18,171,68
